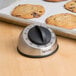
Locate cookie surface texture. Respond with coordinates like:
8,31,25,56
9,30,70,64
64,1,76,13
45,13,76,29
12,4,45,19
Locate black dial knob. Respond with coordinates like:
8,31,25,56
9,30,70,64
28,25,51,45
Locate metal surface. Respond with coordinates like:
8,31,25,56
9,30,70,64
0,0,16,9
17,24,58,58
0,0,75,39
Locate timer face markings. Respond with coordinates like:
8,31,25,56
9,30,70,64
22,24,56,49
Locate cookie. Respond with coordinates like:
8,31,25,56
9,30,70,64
11,4,45,19
44,0,66,2
64,1,76,13
45,13,76,29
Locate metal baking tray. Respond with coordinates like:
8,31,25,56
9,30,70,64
0,0,76,39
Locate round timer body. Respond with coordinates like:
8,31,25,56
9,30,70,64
17,24,58,58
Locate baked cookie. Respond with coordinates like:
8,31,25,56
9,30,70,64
44,0,66,2
64,1,76,13
12,4,45,19
45,13,76,29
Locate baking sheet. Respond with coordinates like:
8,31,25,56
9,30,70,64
0,0,76,39
0,0,18,9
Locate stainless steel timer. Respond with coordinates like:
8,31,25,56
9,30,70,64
17,24,58,58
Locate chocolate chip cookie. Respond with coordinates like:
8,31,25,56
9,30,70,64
64,1,76,13
11,4,45,19
45,13,76,29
